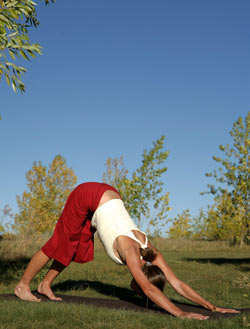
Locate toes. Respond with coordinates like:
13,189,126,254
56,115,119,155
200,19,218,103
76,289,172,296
49,296,62,301
53,297,62,301
31,297,41,302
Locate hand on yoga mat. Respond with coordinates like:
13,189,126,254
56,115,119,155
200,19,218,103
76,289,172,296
178,311,209,320
213,307,241,314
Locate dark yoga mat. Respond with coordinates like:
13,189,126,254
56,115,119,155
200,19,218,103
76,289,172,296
0,293,249,320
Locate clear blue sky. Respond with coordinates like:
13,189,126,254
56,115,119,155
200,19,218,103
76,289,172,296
0,0,249,229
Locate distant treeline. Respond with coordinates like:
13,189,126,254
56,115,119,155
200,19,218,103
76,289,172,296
1,113,250,246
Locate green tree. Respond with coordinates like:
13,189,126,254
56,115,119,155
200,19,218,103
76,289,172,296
0,0,53,93
103,136,170,233
168,209,193,239
203,193,247,244
203,112,250,245
14,155,77,234
191,208,207,240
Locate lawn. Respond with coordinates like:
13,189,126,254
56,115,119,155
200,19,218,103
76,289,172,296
0,235,250,329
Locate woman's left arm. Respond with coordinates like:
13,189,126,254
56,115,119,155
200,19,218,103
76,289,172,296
152,251,240,314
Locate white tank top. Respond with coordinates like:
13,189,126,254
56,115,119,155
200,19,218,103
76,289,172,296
92,199,148,265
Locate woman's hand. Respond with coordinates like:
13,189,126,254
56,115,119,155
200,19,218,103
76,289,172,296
178,311,209,320
212,307,240,314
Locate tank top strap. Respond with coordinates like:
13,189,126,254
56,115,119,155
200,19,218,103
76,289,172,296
143,234,148,249
124,230,148,249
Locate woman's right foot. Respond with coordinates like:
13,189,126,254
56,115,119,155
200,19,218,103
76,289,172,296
14,284,41,302
37,282,62,301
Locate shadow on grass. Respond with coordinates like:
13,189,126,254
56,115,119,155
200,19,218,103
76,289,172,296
51,280,235,316
52,279,142,304
0,257,30,283
184,257,250,270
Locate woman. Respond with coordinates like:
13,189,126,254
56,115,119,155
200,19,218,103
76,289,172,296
15,182,239,320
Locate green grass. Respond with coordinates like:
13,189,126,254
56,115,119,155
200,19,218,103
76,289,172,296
1,235,250,329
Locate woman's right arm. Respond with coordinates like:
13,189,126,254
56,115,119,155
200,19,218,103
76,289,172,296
126,251,209,320
151,249,239,315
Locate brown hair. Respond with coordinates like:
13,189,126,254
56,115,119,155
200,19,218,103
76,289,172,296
139,247,157,263
141,264,166,291
130,247,167,296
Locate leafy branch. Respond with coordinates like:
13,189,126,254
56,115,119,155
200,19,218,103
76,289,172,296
0,0,54,93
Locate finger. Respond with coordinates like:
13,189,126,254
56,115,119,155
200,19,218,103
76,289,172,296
225,309,241,314
217,308,241,314
190,313,209,320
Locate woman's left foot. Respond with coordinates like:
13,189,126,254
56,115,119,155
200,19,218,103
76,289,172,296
37,282,62,301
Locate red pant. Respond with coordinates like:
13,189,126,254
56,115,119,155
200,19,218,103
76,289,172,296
42,182,119,266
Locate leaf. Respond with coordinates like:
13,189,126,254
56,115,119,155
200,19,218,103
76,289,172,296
8,49,16,60
18,82,25,93
19,49,29,61
9,8,20,20
5,72,10,85
11,76,17,92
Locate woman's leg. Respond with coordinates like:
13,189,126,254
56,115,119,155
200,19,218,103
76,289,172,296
15,250,50,302
37,260,66,301
98,190,121,207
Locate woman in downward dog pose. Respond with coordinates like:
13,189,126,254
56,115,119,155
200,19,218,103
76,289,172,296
15,182,239,320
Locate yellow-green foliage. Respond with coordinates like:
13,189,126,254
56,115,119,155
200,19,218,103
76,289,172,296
14,155,77,234
204,193,248,245
0,0,54,93
103,136,170,231
168,209,193,239
203,112,250,245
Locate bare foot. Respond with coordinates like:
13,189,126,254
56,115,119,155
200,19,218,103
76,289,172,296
37,282,62,301
15,284,41,302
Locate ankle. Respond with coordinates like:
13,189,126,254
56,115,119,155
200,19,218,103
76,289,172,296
17,279,30,287
39,281,51,288
16,282,30,291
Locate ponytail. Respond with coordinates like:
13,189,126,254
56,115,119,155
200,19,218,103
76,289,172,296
139,247,157,263
130,247,166,296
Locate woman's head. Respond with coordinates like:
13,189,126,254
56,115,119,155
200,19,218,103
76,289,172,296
130,264,167,296
130,247,167,296
142,263,166,291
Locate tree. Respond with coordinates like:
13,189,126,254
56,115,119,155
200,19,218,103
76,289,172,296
103,136,170,233
168,209,193,239
191,208,207,240
102,156,128,192
0,0,54,93
14,155,77,234
0,204,13,233
203,112,250,245
203,193,246,244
